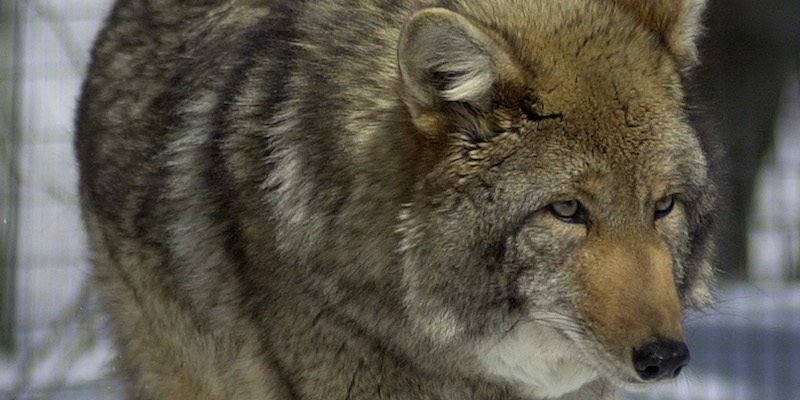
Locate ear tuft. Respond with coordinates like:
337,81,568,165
398,8,512,109
614,0,708,69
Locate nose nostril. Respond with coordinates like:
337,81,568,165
633,340,690,381
641,365,661,380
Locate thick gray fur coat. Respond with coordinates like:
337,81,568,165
76,0,716,399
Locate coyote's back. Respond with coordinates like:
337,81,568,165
76,0,716,399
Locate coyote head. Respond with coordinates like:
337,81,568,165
396,0,715,396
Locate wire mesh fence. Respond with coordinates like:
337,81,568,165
1,0,116,398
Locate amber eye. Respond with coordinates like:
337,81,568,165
654,195,675,220
549,200,586,224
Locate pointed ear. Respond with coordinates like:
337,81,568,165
614,0,707,69
397,8,518,110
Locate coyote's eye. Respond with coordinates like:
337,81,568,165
549,200,587,224
654,195,675,219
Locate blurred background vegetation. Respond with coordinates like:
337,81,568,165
696,0,799,281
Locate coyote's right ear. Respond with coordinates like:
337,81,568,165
613,0,707,69
397,8,519,111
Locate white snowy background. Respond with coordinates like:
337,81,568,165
1,0,798,399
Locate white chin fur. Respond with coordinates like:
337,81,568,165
477,318,598,398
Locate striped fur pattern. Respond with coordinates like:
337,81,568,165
76,0,715,399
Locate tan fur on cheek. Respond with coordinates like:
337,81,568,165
576,235,684,360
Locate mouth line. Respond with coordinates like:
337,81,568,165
550,329,658,389
598,362,685,391
526,319,679,391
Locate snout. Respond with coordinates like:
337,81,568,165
576,235,690,384
632,339,690,381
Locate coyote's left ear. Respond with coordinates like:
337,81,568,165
614,0,707,69
397,8,521,111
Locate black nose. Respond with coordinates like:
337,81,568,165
632,340,690,381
